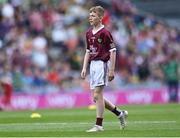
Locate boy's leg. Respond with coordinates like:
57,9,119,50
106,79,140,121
86,86,105,132
104,98,121,116
93,86,104,126
104,98,128,129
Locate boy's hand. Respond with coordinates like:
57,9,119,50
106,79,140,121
108,70,114,81
81,69,87,79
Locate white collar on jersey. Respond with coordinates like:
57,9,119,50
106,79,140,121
92,25,104,35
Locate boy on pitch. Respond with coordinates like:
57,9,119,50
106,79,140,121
81,6,128,132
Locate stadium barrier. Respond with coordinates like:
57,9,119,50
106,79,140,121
0,88,179,110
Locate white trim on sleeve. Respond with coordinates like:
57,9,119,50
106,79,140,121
109,48,116,52
86,49,90,53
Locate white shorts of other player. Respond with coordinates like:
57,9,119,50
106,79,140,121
90,60,109,90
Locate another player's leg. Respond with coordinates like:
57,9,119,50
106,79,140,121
86,86,105,132
1,83,12,111
104,98,128,129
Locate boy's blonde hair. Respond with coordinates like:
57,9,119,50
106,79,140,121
89,6,105,18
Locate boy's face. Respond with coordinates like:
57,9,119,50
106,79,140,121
89,11,101,26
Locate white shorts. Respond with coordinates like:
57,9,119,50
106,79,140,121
90,60,109,90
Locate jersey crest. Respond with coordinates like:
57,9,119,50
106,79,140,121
97,38,102,43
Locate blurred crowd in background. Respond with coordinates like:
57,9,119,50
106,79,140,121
0,0,179,94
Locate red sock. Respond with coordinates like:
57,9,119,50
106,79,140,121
96,118,103,126
112,107,121,116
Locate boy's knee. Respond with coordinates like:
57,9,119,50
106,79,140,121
93,93,99,102
93,87,103,102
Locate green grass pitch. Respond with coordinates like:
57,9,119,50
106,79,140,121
0,104,180,137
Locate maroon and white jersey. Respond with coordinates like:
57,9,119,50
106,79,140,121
86,27,116,62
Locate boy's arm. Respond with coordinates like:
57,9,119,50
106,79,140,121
108,48,116,81
81,50,90,79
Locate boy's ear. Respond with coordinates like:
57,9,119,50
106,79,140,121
99,16,103,20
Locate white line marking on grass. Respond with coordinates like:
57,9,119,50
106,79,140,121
0,120,176,126
130,121,177,124
0,121,178,132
